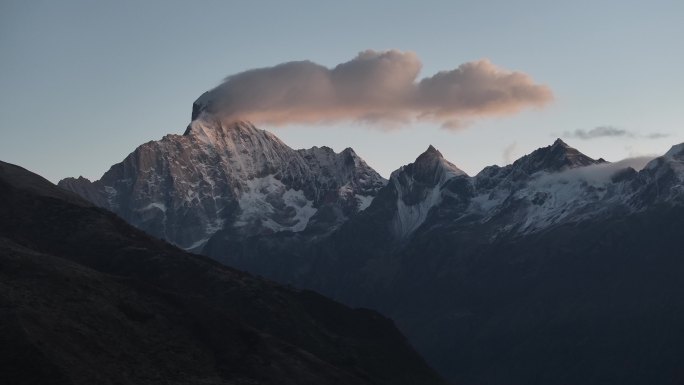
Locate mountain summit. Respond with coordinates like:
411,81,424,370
401,145,466,186
514,138,602,174
383,146,468,237
59,105,386,251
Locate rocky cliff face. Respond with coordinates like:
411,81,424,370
59,112,385,251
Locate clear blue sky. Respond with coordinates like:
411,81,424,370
1,0,682,182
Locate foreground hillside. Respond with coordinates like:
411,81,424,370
0,160,444,385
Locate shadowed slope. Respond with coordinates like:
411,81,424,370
0,160,445,385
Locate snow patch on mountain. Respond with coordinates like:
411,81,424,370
281,189,318,231
356,195,374,211
389,146,465,237
186,218,226,252
473,159,648,234
517,176,607,232
235,175,317,232
469,192,505,215
140,202,167,212
392,177,444,237
104,186,118,209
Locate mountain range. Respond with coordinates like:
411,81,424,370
56,93,684,384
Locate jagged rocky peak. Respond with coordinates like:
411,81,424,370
394,145,466,186
183,117,257,136
58,94,388,251
297,145,387,199
474,139,601,191
387,145,469,237
58,175,92,188
183,116,283,148
388,145,467,220
416,145,445,163
513,138,601,174
340,147,363,164
423,144,441,156
57,175,108,207
338,147,383,177
180,117,302,182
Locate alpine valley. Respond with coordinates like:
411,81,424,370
58,93,684,384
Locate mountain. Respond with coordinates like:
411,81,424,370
201,139,684,384
58,89,684,383
0,160,445,385
388,145,467,237
59,113,386,252
209,138,623,275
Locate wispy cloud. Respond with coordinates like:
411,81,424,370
565,126,632,139
502,142,518,164
564,126,669,140
196,50,553,129
532,156,656,188
645,132,670,139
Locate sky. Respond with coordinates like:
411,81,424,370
1,0,683,182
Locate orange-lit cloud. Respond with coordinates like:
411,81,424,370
195,50,553,129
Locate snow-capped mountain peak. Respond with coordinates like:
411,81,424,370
474,139,602,193
183,117,259,137
515,138,602,174
59,103,386,251
183,115,286,152
388,145,469,238
383,139,684,241
392,145,466,186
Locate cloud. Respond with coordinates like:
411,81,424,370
196,50,553,129
564,126,670,140
565,126,632,140
503,142,518,164
532,156,656,187
645,132,670,139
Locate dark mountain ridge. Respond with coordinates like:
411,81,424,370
0,160,445,385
